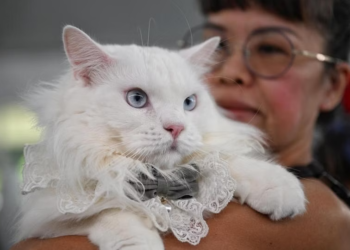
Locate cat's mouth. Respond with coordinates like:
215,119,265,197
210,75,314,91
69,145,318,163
169,141,178,151
167,140,186,155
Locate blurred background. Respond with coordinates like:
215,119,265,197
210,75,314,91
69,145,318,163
0,1,203,249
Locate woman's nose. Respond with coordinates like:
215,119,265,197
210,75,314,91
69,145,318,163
209,50,254,87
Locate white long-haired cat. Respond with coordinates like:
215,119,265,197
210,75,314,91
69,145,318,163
16,25,306,250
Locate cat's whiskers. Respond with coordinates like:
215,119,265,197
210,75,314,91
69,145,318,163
147,17,156,47
191,147,210,157
247,104,263,125
135,147,151,162
138,27,144,46
120,146,138,159
135,148,147,162
138,148,153,162
170,0,193,47
204,131,255,136
125,148,139,159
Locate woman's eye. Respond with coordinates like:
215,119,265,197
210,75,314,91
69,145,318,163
126,89,148,108
216,40,230,53
217,41,226,50
213,40,230,63
257,44,286,54
184,94,197,111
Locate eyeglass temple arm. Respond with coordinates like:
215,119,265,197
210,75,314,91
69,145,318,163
293,50,345,64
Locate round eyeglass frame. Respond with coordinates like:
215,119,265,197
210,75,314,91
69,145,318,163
179,25,345,79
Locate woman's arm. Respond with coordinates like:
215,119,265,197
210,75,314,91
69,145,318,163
10,180,350,250
10,236,97,250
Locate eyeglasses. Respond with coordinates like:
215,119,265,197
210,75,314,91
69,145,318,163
178,25,345,79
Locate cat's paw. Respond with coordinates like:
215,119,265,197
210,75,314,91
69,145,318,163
89,210,164,250
236,164,306,220
92,230,164,250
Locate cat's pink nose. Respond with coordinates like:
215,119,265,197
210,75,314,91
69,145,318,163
164,125,184,139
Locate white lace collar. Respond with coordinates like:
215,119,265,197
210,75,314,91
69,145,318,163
22,144,235,245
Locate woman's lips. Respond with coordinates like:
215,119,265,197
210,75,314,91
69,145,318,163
218,102,261,122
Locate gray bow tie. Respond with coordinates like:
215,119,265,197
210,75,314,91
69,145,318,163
130,164,200,201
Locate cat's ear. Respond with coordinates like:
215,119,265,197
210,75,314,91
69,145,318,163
179,37,220,67
63,25,112,84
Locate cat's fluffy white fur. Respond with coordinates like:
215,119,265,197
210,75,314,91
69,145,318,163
16,26,306,249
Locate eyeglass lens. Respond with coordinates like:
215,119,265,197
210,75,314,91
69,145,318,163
183,27,295,78
245,30,294,78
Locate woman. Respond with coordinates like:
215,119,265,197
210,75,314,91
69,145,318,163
11,0,350,249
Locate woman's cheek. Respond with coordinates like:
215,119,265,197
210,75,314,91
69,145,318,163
266,80,303,132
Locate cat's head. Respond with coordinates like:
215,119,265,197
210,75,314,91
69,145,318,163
44,26,220,169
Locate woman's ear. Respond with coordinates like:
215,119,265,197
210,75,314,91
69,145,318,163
320,63,350,111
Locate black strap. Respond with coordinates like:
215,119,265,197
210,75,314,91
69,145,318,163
287,161,324,179
288,161,350,207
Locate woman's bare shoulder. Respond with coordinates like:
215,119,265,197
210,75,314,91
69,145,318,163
10,179,350,250
163,179,350,250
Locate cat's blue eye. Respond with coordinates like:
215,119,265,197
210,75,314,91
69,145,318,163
126,89,148,108
184,94,196,111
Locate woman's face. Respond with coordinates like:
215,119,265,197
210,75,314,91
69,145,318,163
205,8,332,165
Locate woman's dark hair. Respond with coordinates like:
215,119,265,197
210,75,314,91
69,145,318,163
315,110,350,186
198,0,350,61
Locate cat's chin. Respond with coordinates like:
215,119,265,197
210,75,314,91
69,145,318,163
144,150,187,170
